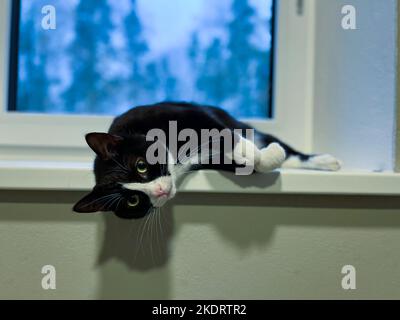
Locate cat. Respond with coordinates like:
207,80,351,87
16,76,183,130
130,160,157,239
73,102,341,219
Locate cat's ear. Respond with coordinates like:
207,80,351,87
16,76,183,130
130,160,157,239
73,188,108,213
85,133,123,160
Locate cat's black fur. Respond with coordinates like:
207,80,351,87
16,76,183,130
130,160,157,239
110,102,308,161
73,102,312,219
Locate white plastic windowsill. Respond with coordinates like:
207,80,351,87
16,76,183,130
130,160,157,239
0,160,399,195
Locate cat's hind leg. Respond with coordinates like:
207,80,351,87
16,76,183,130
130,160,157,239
254,131,342,172
282,154,342,171
227,132,341,173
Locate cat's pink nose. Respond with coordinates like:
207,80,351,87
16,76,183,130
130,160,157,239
154,185,170,198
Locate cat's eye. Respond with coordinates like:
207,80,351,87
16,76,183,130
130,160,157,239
127,195,140,207
136,159,148,174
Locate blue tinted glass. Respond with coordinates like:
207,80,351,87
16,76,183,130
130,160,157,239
14,0,274,118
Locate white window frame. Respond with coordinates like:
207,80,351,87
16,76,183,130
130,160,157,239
0,0,316,162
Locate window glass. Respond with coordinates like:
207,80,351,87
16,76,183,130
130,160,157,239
12,0,274,118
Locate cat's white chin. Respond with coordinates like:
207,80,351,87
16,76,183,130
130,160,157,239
153,196,172,208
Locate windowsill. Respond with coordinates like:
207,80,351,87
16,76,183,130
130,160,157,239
0,160,399,196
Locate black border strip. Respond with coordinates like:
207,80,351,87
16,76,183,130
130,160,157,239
7,0,21,112
0,300,395,316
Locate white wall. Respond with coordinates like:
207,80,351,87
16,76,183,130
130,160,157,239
1,192,400,299
312,0,397,171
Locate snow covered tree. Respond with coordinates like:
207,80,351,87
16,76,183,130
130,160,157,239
124,0,150,102
197,39,226,104
63,0,114,113
18,5,50,112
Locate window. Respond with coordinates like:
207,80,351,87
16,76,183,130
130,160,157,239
0,0,313,159
9,0,275,119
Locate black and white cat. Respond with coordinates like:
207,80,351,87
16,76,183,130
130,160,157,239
73,102,341,219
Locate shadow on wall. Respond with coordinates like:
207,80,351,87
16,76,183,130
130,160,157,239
95,172,281,269
95,171,281,299
94,194,400,299
1,187,400,299
96,206,174,299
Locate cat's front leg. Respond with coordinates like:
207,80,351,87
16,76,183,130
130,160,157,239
256,143,287,173
228,135,286,174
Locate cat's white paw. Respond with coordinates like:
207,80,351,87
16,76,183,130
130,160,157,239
308,154,342,171
229,136,261,167
255,143,286,173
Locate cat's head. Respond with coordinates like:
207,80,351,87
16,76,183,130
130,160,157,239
73,132,176,219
